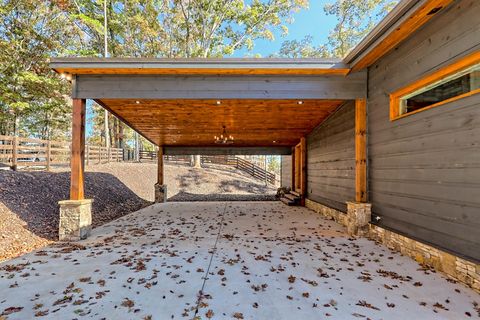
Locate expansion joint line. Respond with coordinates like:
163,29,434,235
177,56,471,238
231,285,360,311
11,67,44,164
193,202,228,318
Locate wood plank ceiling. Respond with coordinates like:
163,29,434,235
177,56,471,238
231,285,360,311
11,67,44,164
99,99,345,147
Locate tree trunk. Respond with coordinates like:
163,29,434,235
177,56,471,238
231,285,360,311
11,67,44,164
118,123,124,148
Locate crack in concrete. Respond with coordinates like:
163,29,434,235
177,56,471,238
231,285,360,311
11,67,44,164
193,202,228,318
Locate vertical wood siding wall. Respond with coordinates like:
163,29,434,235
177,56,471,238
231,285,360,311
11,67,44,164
281,155,292,189
306,101,356,212
367,0,480,261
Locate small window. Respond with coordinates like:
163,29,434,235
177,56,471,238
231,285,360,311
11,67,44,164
390,52,480,120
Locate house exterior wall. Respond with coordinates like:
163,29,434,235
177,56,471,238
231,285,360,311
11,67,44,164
306,101,356,212
280,155,292,189
367,0,480,261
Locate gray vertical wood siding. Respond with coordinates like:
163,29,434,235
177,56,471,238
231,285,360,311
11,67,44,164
306,102,356,212
367,0,480,261
281,155,292,189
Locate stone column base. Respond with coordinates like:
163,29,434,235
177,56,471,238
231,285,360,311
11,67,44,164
58,199,93,241
346,202,372,237
154,184,167,203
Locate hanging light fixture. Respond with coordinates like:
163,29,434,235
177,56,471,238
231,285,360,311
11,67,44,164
214,126,234,144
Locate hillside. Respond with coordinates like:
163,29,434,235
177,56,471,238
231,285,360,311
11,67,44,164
0,162,276,261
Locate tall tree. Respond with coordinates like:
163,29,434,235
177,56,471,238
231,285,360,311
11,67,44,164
324,0,399,57
276,0,399,58
0,0,80,138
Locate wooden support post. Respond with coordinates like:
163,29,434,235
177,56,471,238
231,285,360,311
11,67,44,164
70,98,86,201
291,147,295,190
11,136,17,171
355,98,367,202
300,137,307,206
157,147,164,185
46,140,51,171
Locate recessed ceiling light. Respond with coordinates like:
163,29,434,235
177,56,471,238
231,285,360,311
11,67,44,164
135,100,140,104
216,100,221,105
272,140,277,143
297,101,303,105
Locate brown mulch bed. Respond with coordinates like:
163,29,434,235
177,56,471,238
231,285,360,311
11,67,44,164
0,164,152,261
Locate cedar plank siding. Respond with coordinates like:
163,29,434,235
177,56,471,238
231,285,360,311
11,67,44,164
306,101,356,212
281,155,292,189
367,0,480,261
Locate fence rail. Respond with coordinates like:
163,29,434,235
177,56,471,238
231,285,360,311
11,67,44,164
147,153,277,185
0,135,123,170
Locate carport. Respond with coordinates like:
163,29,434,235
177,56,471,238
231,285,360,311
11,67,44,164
50,58,368,241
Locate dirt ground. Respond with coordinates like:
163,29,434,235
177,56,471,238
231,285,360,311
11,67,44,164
0,162,276,262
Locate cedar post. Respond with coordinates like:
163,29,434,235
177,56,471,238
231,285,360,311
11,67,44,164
70,98,86,200
355,98,367,202
300,137,307,206
154,146,167,203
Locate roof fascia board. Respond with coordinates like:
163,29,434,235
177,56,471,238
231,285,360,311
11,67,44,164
50,58,349,73
344,0,420,65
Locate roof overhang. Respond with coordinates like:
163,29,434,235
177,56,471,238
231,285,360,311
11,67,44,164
49,58,366,148
50,57,350,76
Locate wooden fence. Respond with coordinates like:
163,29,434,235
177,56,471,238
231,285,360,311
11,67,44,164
0,135,123,170
85,145,123,165
149,153,277,185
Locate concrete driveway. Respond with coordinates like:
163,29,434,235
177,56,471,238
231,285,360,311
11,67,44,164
0,202,478,319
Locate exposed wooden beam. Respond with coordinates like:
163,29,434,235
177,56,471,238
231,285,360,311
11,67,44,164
74,73,366,100
70,98,86,200
164,146,292,156
355,98,367,202
157,147,164,185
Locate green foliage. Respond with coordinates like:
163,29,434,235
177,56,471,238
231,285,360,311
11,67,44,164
0,0,78,138
277,35,328,58
267,155,280,174
62,0,308,58
276,0,399,58
323,0,399,57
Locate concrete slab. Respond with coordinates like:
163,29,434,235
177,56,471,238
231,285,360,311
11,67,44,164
0,202,478,319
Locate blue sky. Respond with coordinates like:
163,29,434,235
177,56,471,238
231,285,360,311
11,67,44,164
235,0,336,57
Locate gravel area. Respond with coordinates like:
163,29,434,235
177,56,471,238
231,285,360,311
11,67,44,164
0,162,276,261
